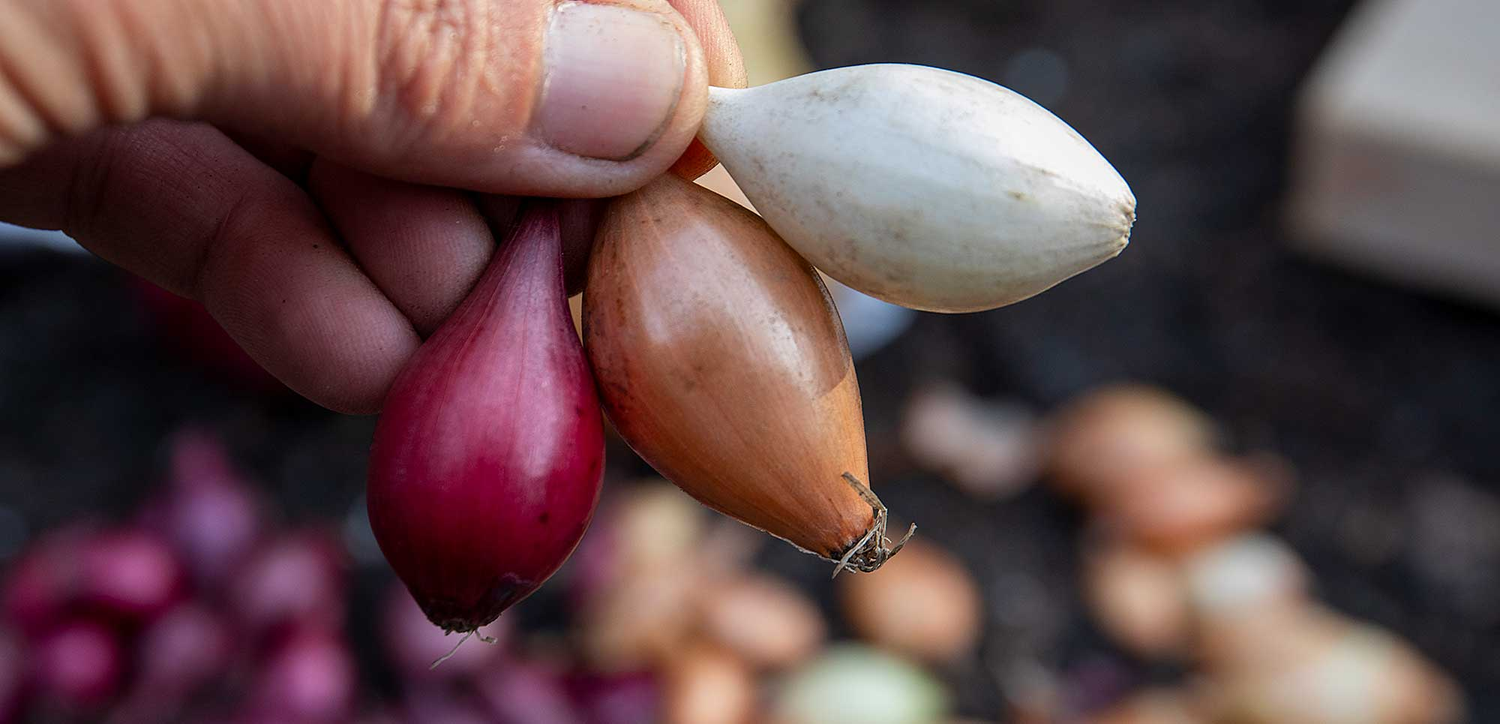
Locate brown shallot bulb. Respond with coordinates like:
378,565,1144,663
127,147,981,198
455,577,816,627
1046,385,1215,505
584,174,910,573
661,644,758,724
1082,541,1190,659
1099,456,1289,555
698,574,826,670
839,540,982,663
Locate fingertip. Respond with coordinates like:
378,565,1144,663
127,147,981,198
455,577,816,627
309,161,494,336
549,0,713,195
471,0,711,198
198,196,423,414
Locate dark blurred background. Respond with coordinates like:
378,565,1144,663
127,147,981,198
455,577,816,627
3,0,1498,722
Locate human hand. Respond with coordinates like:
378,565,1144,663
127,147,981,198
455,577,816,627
0,0,745,413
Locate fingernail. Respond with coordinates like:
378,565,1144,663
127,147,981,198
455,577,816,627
539,2,686,161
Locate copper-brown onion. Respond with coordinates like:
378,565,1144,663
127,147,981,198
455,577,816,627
1082,541,1190,659
661,643,757,724
839,539,982,663
1100,456,1289,555
1046,385,1216,505
698,574,826,670
583,174,908,572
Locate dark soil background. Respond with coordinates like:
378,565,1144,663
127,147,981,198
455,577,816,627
2,0,1498,720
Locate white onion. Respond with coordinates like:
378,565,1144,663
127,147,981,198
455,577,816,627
700,64,1134,313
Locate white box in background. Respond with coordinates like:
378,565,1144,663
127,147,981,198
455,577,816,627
1290,0,1500,307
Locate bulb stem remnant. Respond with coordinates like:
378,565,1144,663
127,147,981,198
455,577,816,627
428,628,500,670
831,473,916,578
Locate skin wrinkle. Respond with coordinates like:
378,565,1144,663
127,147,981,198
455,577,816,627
193,186,258,302
128,0,217,116
60,132,121,246
373,0,490,159
295,4,361,142
0,2,79,149
0,55,45,164
337,1,381,136
78,0,149,125
254,2,319,130
196,0,280,130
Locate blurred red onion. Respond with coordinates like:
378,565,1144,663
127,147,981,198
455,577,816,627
33,620,124,709
107,604,236,724
155,433,267,588
353,708,404,724
403,688,495,724
77,529,186,623
380,583,507,679
230,531,348,634
161,478,264,589
138,603,235,694
564,517,617,614
1,529,82,634
5,525,184,631
477,661,583,724
249,627,356,722
567,671,659,724
0,629,28,724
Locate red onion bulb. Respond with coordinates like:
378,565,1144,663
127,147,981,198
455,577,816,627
368,201,605,632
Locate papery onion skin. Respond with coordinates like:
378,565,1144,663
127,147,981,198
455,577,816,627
583,174,877,564
368,201,605,632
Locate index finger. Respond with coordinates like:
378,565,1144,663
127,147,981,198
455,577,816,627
0,121,420,414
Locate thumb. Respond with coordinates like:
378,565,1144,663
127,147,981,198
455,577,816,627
0,0,707,197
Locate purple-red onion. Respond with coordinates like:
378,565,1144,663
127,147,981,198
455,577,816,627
367,202,604,633
33,620,124,709
248,626,356,722
230,531,348,634
2,526,92,634
4,526,185,631
567,671,660,724
137,603,235,695
77,529,186,623
106,603,237,724
155,431,265,586
0,629,28,724
476,661,584,724
403,687,495,724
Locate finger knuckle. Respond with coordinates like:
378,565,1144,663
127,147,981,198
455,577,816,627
370,0,495,148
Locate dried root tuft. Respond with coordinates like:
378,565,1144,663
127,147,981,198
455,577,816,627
830,473,916,578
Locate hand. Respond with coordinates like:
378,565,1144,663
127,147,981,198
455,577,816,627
0,0,745,413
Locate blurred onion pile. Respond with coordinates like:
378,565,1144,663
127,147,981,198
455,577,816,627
0,381,1468,723
0,428,977,724
906,382,1463,723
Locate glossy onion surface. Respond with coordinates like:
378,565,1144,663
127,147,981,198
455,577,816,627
369,202,604,632
584,175,877,563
